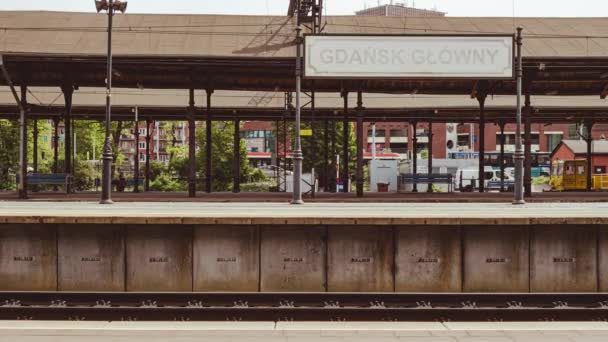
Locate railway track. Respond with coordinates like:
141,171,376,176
1,292,608,322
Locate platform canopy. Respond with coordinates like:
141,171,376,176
0,11,607,96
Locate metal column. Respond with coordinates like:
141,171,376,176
499,121,506,192
62,85,73,194
188,89,196,197
586,121,594,192
427,122,433,193
133,109,140,193
331,120,336,192
411,121,418,193
524,94,532,197
145,119,151,192
513,27,526,204
19,86,28,199
291,25,304,204
233,119,241,193
355,89,364,198
341,90,349,193
53,118,59,175
205,89,213,193
477,94,487,193
323,119,329,192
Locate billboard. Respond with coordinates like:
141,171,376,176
304,35,514,79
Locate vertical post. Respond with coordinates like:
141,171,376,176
477,94,487,193
145,119,151,191
291,25,304,204
356,89,364,198
323,119,329,192
188,89,196,197
427,121,433,193
19,86,28,199
62,85,73,194
513,27,526,204
133,108,140,193
371,123,377,160
341,90,349,193
233,119,241,193
100,1,114,204
412,121,418,193
331,120,336,192
53,117,60,174
205,89,213,193
499,121,506,192
586,121,594,192
524,94,532,197
33,119,38,173
310,85,316,198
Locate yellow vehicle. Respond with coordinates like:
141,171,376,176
551,159,608,191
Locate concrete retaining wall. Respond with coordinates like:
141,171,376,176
0,224,605,292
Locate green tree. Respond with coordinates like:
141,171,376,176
0,120,19,190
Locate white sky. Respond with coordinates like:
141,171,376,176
1,0,607,17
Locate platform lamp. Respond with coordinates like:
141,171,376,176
95,0,127,204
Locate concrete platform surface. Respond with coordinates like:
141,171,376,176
0,201,607,225
0,321,608,341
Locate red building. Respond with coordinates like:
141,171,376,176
550,139,608,174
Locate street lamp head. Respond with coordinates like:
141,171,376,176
114,1,128,13
95,0,109,13
95,0,128,13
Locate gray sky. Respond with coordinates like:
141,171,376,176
1,0,607,17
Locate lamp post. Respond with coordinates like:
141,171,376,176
291,25,304,204
96,0,127,204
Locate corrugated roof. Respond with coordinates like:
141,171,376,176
561,139,608,154
0,11,607,58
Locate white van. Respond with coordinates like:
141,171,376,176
456,166,514,191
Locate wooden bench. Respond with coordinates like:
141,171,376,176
399,173,454,192
17,173,73,193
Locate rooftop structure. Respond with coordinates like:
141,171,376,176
356,2,446,17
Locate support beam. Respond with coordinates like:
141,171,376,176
356,89,364,198
233,119,241,193
205,89,213,193
427,121,433,193
19,86,28,199
52,117,60,175
145,119,151,191
188,89,196,198
341,90,349,193
411,121,418,193
310,85,316,199
61,84,74,194
499,121,506,192
331,120,336,192
477,93,487,193
586,120,595,192
323,119,329,192
32,118,38,193
524,94,532,197
133,108,140,194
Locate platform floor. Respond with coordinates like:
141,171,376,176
0,201,607,225
0,321,607,341
2,190,608,203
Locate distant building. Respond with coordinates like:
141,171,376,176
356,2,445,17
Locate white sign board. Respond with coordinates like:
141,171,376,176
304,35,514,79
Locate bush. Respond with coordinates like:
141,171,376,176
240,181,273,192
149,173,186,192
532,176,550,185
73,160,99,191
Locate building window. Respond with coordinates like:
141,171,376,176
595,166,606,174
139,153,146,162
251,147,259,152
159,154,169,162
139,128,147,136
389,129,407,138
367,129,385,137
138,142,146,149
546,134,563,152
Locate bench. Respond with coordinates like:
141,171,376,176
487,180,515,192
399,173,454,192
17,173,73,193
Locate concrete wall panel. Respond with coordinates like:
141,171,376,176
0,224,57,291
57,225,125,291
463,226,529,292
600,228,608,292
395,227,461,292
531,225,597,292
328,226,393,292
260,226,325,292
126,225,192,292
194,225,259,292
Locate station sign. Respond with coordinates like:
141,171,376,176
304,35,514,79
